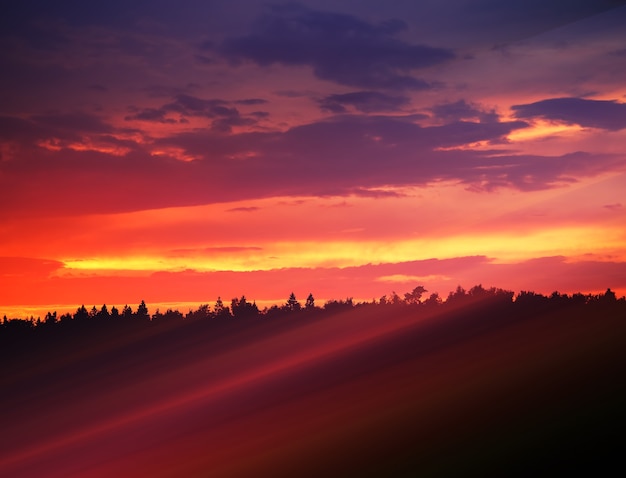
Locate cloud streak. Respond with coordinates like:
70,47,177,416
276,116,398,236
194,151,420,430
3,111,625,218
512,97,626,131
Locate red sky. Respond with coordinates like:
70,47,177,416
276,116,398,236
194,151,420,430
1,1,626,318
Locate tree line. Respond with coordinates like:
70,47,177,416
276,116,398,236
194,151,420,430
2,285,623,335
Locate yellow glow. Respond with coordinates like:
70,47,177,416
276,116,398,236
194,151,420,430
61,224,626,274
36,138,131,155
150,146,198,162
66,141,130,156
435,140,493,151
507,119,584,142
377,274,450,283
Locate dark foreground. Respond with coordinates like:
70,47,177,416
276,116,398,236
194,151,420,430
1,297,625,477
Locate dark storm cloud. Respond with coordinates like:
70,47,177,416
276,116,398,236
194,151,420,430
319,91,411,113
218,3,454,89
512,97,626,131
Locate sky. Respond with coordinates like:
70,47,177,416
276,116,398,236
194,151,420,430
1,0,626,317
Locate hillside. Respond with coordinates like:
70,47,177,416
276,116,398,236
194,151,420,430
1,291,625,476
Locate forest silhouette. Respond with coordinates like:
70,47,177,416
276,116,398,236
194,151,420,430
1,284,625,477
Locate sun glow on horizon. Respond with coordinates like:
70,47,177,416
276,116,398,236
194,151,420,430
59,224,626,275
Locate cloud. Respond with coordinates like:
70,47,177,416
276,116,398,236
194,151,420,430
348,188,408,199
194,54,214,65
125,94,263,132
377,274,450,283
125,107,178,124
319,91,411,113
154,114,625,195
226,206,260,213
168,246,264,257
512,97,626,131
31,112,116,135
218,4,454,89
0,113,135,158
0,115,47,142
235,98,268,106
430,100,498,123
0,256,64,279
164,95,234,117
6,255,624,309
3,112,624,218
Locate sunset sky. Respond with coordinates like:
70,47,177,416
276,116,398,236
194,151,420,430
2,0,626,318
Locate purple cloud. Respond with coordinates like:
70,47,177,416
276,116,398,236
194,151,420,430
430,100,498,123
319,91,411,113
2,110,624,218
125,94,265,132
218,4,454,90
512,97,626,131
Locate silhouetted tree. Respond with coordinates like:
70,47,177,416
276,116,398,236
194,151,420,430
285,292,301,312
468,284,488,299
110,306,120,319
122,304,133,320
214,297,231,318
97,304,110,320
74,305,89,321
404,286,427,305
59,312,73,324
44,311,57,325
423,292,442,307
187,303,211,321
446,286,468,306
264,304,287,319
389,291,403,306
136,300,149,321
305,293,315,310
324,298,353,312
601,288,617,304
231,296,258,319
154,308,183,321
